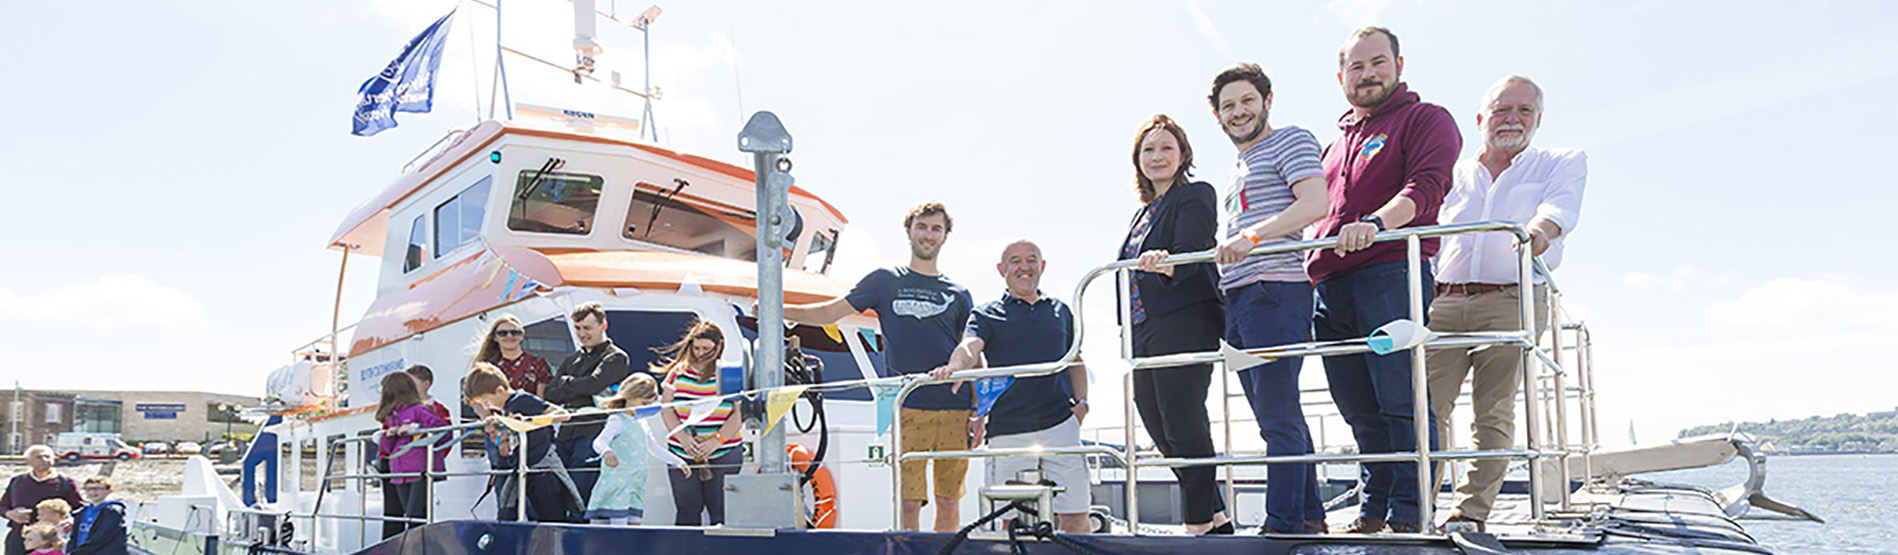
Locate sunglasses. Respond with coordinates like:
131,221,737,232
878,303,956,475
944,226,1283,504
494,329,525,337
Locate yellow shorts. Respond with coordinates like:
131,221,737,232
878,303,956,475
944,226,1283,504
899,407,973,502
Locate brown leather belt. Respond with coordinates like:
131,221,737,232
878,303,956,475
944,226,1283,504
1436,282,1512,296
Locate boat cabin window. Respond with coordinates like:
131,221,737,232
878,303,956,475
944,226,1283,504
623,183,758,261
802,230,837,274
403,215,427,273
434,177,492,258
508,171,603,235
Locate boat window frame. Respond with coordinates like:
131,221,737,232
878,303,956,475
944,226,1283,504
434,176,493,259
802,229,838,274
506,170,605,236
620,181,759,262
402,214,428,273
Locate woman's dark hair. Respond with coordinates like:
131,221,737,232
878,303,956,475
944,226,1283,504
652,318,725,380
375,372,424,424
1131,113,1196,205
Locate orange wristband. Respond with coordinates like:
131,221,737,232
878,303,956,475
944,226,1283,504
1243,230,1261,244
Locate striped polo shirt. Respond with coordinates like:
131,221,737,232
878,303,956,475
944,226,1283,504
1219,125,1324,289
665,370,741,458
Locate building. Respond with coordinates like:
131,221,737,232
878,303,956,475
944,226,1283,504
4,390,76,455
3,389,262,453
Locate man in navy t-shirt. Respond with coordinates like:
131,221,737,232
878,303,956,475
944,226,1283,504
784,201,974,532
930,240,1091,533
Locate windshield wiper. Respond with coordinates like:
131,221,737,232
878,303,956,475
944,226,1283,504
639,178,689,238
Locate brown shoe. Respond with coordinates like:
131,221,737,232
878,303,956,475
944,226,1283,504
1334,517,1386,534
1303,520,1328,534
1387,521,1423,534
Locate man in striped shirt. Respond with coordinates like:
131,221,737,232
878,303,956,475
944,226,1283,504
1208,63,1332,535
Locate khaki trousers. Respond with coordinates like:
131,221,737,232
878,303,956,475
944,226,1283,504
1426,284,1548,521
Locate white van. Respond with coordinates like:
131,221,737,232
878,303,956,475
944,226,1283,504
54,432,141,461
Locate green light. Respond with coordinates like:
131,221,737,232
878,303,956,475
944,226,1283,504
489,151,502,164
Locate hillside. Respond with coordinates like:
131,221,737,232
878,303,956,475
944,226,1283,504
1679,408,1898,454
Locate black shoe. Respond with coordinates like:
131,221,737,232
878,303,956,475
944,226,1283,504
1207,521,1235,535
1387,521,1423,534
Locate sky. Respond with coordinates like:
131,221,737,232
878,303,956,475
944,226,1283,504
2,0,1895,448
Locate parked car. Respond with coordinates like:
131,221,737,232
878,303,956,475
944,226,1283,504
175,442,204,455
54,432,141,461
143,442,172,455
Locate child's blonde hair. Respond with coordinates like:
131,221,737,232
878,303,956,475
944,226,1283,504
35,498,70,521
603,373,659,410
23,522,62,550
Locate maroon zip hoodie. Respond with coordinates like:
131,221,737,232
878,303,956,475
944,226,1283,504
1307,83,1461,284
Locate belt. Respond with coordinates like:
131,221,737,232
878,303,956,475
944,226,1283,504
1435,282,1513,296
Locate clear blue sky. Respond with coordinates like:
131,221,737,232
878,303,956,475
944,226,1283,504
2,0,1893,446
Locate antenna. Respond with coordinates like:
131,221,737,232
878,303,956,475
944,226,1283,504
629,5,663,142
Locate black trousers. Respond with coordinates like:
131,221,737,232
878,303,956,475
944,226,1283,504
668,448,743,525
392,480,433,534
5,528,24,555
1132,299,1227,525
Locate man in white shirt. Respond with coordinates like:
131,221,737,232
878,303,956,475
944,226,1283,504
1426,75,1585,532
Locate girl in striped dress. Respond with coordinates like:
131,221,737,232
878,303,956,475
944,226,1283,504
657,320,744,526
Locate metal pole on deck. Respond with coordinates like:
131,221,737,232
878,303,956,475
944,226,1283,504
739,111,792,476
1517,235,1545,522
1405,236,1433,531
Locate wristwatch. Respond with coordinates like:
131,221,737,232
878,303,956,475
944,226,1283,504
1358,214,1386,232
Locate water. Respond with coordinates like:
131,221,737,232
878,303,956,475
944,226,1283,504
1646,453,1898,554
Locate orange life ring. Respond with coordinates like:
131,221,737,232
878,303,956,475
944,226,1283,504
787,443,838,528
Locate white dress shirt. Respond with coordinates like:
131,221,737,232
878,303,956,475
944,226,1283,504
1433,146,1587,284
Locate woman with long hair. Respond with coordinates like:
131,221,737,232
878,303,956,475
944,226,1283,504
475,314,553,396
1118,113,1231,534
375,372,450,536
655,319,744,526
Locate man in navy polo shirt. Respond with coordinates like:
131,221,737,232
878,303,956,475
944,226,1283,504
930,240,1091,534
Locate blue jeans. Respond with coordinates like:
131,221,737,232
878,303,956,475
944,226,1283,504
554,436,599,519
1225,280,1326,532
1313,260,1439,526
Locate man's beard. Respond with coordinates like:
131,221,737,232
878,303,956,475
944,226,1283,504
911,243,938,261
1225,115,1264,145
1348,80,1396,109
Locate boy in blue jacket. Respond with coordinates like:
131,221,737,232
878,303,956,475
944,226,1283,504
67,477,124,555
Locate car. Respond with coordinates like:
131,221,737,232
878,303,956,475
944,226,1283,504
175,442,204,455
143,442,172,455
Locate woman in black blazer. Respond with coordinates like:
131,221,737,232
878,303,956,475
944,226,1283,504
1119,114,1231,534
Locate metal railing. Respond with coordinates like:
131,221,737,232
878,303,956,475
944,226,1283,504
894,220,1600,533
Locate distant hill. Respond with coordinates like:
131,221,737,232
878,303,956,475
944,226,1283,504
1680,408,1898,454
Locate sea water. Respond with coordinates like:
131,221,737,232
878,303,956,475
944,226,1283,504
1646,453,1898,554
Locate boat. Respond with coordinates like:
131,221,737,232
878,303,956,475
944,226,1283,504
125,4,1816,554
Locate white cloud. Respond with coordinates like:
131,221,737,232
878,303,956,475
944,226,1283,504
1706,277,1898,329
0,275,204,328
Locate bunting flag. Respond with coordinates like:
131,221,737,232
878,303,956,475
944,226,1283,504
873,381,903,437
352,9,457,137
631,405,661,420
641,416,689,468
668,397,723,436
971,376,1014,417
822,324,844,343
762,385,811,435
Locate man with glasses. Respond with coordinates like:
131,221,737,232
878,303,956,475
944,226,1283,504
543,302,630,519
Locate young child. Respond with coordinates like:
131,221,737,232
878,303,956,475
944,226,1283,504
375,372,451,535
35,499,71,547
22,522,62,555
463,362,582,523
67,477,125,555
585,373,667,526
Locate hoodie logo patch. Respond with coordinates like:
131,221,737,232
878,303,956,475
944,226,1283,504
1358,133,1388,160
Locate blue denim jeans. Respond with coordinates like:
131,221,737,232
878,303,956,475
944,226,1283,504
554,436,600,519
1313,260,1438,526
1225,280,1326,532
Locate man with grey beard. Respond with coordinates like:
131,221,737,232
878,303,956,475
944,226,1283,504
1426,75,1586,533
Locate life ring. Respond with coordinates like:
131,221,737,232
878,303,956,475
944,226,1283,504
787,443,838,528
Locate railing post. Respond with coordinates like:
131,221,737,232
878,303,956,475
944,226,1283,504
1405,235,1432,531
1119,267,1140,534
1547,288,1572,511
1517,231,1546,522
517,428,528,522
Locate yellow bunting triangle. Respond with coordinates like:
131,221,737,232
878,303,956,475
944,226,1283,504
822,324,843,343
763,386,810,435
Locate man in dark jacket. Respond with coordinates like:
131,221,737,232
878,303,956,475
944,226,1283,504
2,445,81,555
67,477,125,555
541,301,630,513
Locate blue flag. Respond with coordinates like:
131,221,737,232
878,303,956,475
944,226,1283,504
972,376,1014,418
352,9,457,137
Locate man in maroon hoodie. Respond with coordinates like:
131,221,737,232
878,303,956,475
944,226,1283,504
1310,26,1460,535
